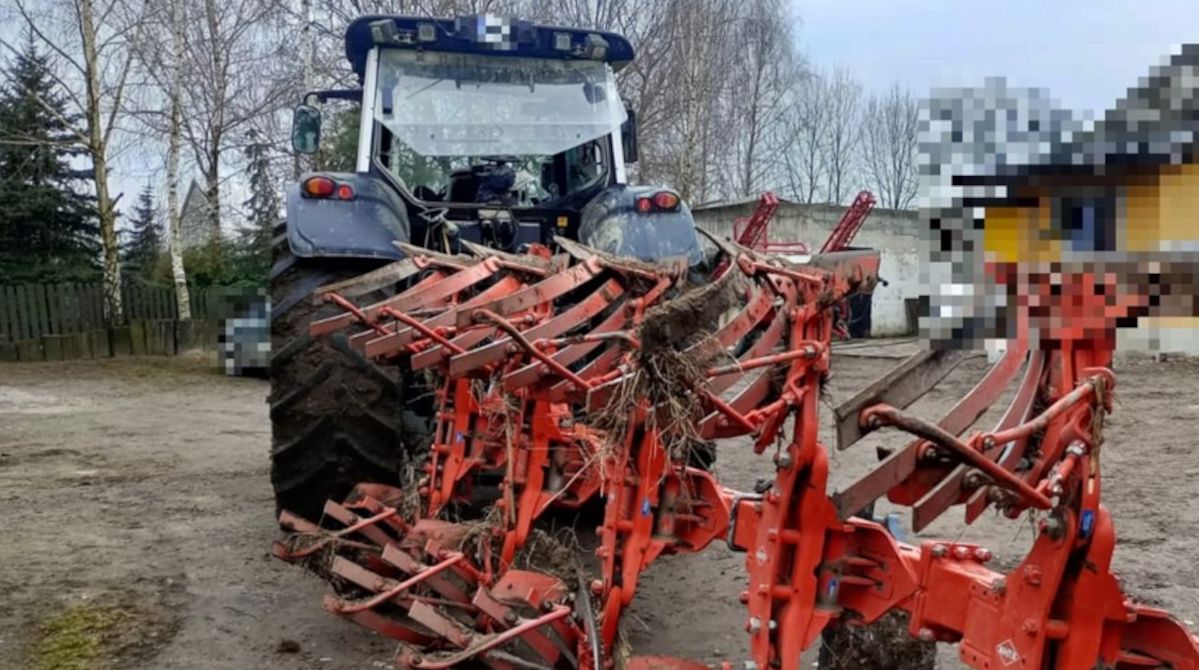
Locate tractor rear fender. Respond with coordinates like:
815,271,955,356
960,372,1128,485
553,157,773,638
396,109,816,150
578,185,704,266
285,172,410,260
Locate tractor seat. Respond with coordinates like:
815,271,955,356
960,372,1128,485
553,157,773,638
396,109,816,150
448,168,477,203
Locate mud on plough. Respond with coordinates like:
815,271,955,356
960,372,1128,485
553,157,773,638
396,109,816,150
273,236,1199,670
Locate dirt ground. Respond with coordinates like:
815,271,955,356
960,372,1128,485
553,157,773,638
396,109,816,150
1,346,1196,669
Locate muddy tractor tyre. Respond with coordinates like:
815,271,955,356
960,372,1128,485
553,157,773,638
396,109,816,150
268,239,431,521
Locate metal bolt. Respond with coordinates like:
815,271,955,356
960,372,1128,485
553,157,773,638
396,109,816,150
746,617,762,634
931,544,948,558
1023,565,1043,586
974,547,993,563
953,545,972,560
917,627,936,642
774,452,793,470
963,471,988,490
504,611,518,624
768,619,778,631
1042,516,1065,540
1022,618,1039,635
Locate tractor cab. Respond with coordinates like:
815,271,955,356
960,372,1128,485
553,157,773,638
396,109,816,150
286,14,699,265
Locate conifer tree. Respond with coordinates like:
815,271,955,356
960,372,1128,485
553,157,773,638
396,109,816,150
0,36,100,282
121,184,162,281
238,132,278,282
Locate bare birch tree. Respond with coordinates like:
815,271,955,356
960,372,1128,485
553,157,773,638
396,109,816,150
723,0,802,198
656,0,738,203
5,0,145,322
821,67,862,205
781,68,830,203
165,0,191,318
860,83,920,209
180,0,290,239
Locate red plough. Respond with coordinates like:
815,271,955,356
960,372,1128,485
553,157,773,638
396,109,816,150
273,236,1199,670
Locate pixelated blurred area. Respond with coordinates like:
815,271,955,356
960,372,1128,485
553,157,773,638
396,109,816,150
920,45,1199,352
215,287,269,376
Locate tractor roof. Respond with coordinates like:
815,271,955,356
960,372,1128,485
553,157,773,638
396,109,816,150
344,15,635,83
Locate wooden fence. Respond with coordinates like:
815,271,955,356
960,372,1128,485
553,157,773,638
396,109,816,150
0,282,252,361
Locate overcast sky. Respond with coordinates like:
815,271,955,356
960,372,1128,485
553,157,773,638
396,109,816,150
795,0,1199,118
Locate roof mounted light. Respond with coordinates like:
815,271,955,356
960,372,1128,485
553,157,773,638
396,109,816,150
417,22,436,42
369,19,398,44
553,31,572,51
584,33,609,60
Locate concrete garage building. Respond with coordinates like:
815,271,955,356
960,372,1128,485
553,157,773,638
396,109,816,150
691,197,921,336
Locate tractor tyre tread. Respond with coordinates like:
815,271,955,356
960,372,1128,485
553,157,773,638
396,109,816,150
268,241,432,521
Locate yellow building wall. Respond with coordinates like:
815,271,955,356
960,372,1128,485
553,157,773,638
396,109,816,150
981,200,1059,263
1124,161,1199,251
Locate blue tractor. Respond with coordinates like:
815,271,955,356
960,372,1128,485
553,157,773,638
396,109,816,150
270,14,703,517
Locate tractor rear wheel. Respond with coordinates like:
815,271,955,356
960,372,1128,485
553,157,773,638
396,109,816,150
268,238,431,521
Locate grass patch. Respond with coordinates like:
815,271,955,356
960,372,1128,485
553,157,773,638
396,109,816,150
30,600,129,670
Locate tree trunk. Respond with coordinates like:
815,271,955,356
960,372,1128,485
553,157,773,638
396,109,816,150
204,0,223,240
79,0,123,323
293,0,312,179
167,0,191,320
205,154,221,240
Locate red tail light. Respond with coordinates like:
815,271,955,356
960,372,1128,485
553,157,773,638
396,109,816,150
652,191,680,210
303,176,336,198
336,184,355,200
636,197,653,213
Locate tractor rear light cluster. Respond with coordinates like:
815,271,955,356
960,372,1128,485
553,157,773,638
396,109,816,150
302,176,355,200
636,191,681,213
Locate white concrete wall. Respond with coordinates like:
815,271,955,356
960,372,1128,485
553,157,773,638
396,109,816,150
693,201,921,336
1117,319,1199,356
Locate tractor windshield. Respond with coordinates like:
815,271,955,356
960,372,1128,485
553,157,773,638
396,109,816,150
374,49,625,157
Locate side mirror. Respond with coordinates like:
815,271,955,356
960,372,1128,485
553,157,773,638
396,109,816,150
291,104,322,155
621,107,638,164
